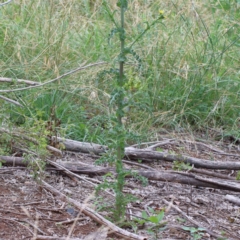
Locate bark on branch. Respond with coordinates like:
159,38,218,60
56,137,240,170
1,156,240,192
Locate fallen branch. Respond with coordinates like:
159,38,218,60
41,180,146,240
225,195,240,206
125,147,240,170
0,77,40,85
4,131,240,171
136,170,240,192
55,137,108,155
55,137,240,170
1,156,240,192
189,167,235,180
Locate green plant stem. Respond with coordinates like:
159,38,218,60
115,1,126,221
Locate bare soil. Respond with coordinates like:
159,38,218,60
0,136,240,240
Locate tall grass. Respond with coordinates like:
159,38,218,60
0,0,239,142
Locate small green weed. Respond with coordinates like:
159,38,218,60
173,160,193,171
182,226,205,240
133,207,166,240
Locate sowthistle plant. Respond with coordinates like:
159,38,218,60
96,0,165,222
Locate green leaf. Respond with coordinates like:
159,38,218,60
148,216,159,224
141,211,148,219
156,211,165,222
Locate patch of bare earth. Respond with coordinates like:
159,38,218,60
1,135,240,240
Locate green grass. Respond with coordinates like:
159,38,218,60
0,0,239,144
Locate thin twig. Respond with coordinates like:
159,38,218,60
0,61,106,93
0,77,40,85
0,0,12,7
122,159,156,171
0,95,23,107
130,139,173,148
46,159,115,197
57,217,87,225
145,139,174,150
14,201,45,206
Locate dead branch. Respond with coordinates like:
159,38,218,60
225,195,240,206
136,170,240,192
0,95,23,107
194,175,240,192
55,137,108,154
54,137,240,170
46,159,114,197
2,156,240,192
0,0,12,7
0,61,106,93
189,168,235,180
3,131,240,171
125,147,240,170
0,77,40,85
41,180,147,240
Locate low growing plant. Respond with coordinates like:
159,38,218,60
133,207,166,240
182,226,206,240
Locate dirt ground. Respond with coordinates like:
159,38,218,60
0,135,240,240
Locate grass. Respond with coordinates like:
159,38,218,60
0,0,239,144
